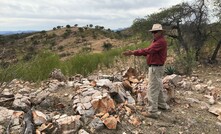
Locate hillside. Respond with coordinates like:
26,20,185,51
0,26,133,66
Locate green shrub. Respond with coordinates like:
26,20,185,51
102,42,113,51
174,50,196,75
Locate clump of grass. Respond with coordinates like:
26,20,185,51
0,51,60,82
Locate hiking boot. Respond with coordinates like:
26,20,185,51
158,104,170,111
142,111,161,119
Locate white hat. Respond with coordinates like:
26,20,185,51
149,24,163,32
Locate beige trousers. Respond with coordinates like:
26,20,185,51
147,66,167,113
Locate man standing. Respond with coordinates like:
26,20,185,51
122,24,170,119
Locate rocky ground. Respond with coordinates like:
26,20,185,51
0,62,221,134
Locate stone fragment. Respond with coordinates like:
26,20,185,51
99,75,114,81
89,117,104,130
67,81,75,87
92,91,102,99
128,76,139,83
209,104,221,115
186,98,200,103
49,68,66,81
96,79,112,88
31,90,50,105
81,96,92,103
122,67,139,78
92,96,115,113
0,125,4,134
37,123,53,132
110,82,127,103
84,108,95,116
101,113,110,120
56,115,82,134
103,116,118,129
32,110,48,126
122,80,133,92
0,107,14,124
82,88,97,96
83,102,92,110
163,74,182,86
129,116,141,126
126,91,135,105
216,122,221,133
78,129,89,134
13,98,30,110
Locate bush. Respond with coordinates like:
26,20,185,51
173,50,196,75
102,42,113,51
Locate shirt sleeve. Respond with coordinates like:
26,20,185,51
133,48,149,56
133,40,165,56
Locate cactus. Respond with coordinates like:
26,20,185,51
165,66,176,75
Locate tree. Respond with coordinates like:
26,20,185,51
142,1,210,61
209,0,221,63
89,24,93,28
66,24,71,28
131,18,152,40
131,1,215,74
213,0,221,21
189,0,210,61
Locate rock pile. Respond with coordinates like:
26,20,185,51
0,67,220,133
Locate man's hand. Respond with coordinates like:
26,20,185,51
122,50,134,56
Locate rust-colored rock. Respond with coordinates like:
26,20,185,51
123,67,139,78
103,116,118,129
129,115,141,126
128,76,139,83
92,96,115,113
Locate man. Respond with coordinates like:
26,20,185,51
122,23,170,119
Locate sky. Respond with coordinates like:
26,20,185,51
0,0,191,31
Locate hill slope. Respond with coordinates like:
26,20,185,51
0,26,133,66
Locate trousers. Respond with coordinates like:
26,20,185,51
147,66,167,113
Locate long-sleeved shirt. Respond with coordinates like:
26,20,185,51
133,36,167,65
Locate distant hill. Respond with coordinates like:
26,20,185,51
0,30,38,35
0,26,135,66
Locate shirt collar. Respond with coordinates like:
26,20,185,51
153,35,164,42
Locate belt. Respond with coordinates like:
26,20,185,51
149,64,163,67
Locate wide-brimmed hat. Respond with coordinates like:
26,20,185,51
149,24,163,32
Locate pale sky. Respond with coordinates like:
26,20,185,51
0,0,191,31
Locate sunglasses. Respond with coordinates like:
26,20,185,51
152,31,159,34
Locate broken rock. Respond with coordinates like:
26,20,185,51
56,115,82,134
103,116,118,129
